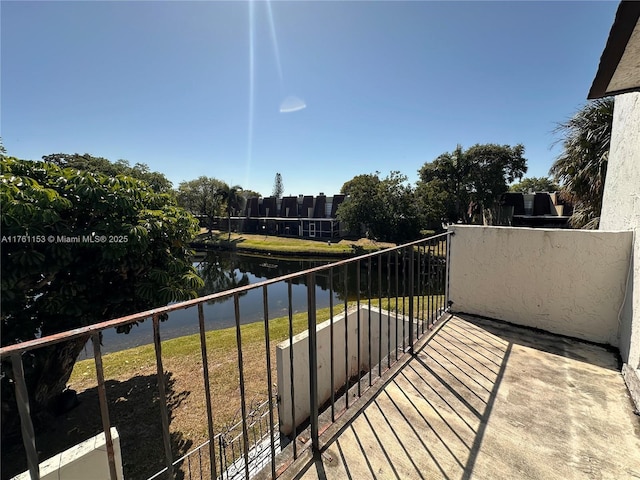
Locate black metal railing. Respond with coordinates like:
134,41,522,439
0,232,452,480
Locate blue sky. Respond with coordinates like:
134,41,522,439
2,1,617,197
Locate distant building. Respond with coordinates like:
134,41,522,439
496,191,572,228
219,194,349,239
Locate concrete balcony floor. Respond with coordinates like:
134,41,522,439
281,315,640,480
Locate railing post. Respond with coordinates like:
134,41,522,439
307,272,319,451
11,352,40,480
446,231,452,309
92,334,119,480
152,314,174,479
197,304,217,480
408,246,415,354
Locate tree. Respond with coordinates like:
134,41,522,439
42,153,173,193
510,176,559,193
338,171,421,244
272,173,284,199
242,189,261,199
417,143,527,225
195,252,250,304
417,145,471,225
1,157,203,434
176,176,226,234
549,98,614,229
216,183,244,241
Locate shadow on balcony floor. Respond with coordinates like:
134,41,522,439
282,315,640,480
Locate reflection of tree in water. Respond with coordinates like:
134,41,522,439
195,252,250,304
192,250,446,308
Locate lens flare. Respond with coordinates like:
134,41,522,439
245,0,255,187
280,95,307,113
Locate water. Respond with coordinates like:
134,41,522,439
91,251,348,355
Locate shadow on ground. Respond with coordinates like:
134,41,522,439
2,371,191,480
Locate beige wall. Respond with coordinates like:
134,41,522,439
276,306,410,435
14,428,123,480
600,92,640,365
599,91,640,404
448,225,632,346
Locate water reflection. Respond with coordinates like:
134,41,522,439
90,249,445,355
95,251,338,354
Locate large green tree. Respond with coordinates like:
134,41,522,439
338,171,421,244
549,98,614,229
43,153,173,193
417,143,527,225
1,157,203,433
176,176,226,234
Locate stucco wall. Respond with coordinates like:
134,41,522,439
448,225,632,346
599,91,640,406
14,428,123,480
276,306,411,435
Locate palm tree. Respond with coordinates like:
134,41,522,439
216,183,244,241
550,97,614,229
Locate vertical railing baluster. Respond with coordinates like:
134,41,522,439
262,286,276,479
439,238,444,317
387,252,392,369
428,238,433,328
356,260,361,397
152,314,174,479
446,231,452,310
11,352,39,480
219,435,225,479
378,256,382,377
395,250,400,361
417,245,423,336
307,272,319,451
344,264,350,410
92,334,118,480
367,258,372,387
198,304,217,480
402,249,406,352
421,244,426,334
409,247,415,354
232,294,251,479
287,280,297,459
329,268,335,422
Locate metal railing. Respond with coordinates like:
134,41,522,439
1,231,452,480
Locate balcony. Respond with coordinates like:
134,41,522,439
2,226,640,479
273,313,640,480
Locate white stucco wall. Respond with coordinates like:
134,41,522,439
448,225,632,346
276,306,411,435
599,91,640,404
13,428,123,480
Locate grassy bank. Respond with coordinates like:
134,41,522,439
191,230,396,257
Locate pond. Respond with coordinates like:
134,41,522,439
93,251,359,354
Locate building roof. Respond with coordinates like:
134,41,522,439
588,1,640,99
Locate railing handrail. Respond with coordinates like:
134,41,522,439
0,232,451,358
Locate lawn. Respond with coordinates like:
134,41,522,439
191,230,396,256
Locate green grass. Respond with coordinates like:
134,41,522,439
70,295,444,384
191,230,395,256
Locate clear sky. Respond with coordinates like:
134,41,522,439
1,1,618,197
